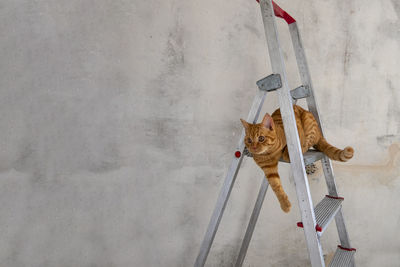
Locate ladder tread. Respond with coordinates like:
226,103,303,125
329,245,356,267
315,195,343,233
297,195,343,234
278,149,324,165
302,150,325,165
244,148,324,166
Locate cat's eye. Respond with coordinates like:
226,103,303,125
258,136,265,142
247,138,252,144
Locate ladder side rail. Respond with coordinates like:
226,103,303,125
235,177,269,267
194,89,267,267
323,151,352,260
259,1,324,266
289,22,353,253
288,23,339,194
334,210,352,249
288,23,324,133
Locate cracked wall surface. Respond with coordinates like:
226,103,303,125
0,0,399,266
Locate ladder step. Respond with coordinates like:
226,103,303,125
244,147,325,166
297,195,343,235
329,245,356,267
302,150,325,165
279,149,324,165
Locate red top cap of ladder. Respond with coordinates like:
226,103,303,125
255,0,296,25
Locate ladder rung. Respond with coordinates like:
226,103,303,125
297,195,344,235
290,85,310,100
329,245,356,267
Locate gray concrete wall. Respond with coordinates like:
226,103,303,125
0,0,399,266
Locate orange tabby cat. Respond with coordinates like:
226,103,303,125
240,105,353,213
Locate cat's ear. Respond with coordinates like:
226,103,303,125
261,113,274,130
240,119,249,130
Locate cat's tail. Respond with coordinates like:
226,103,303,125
314,138,354,162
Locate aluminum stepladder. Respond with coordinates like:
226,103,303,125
194,1,356,266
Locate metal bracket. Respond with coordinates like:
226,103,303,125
290,85,310,100
256,74,282,91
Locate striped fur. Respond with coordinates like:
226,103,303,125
240,105,353,213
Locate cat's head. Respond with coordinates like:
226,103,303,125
240,113,277,155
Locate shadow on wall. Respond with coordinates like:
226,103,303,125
333,143,400,186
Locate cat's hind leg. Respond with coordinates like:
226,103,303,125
314,138,354,162
301,111,320,151
282,146,290,162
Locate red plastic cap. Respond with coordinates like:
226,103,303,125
297,222,322,232
235,151,242,158
326,195,344,200
255,0,296,24
338,245,357,252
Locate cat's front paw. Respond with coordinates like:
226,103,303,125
280,199,291,213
